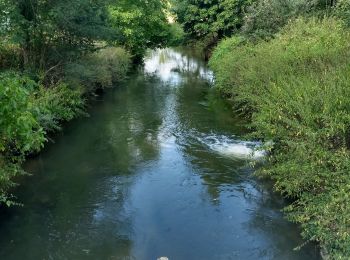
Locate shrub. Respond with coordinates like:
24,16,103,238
64,47,131,92
168,23,185,46
336,0,350,27
0,47,131,206
242,0,300,39
0,73,46,204
210,18,350,258
31,83,85,132
0,73,45,156
242,0,336,40
0,42,21,69
0,72,86,205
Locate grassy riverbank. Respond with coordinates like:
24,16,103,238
210,17,350,259
171,0,350,258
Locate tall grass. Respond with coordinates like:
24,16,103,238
210,18,350,258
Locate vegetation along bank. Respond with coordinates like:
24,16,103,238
2,0,350,258
173,0,350,258
0,0,181,206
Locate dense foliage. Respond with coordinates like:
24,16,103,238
0,0,177,205
109,0,174,58
173,0,254,39
0,0,113,69
0,74,84,204
64,47,131,92
172,0,340,51
3,0,350,257
0,0,176,67
171,0,254,55
210,17,350,259
241,0,340,39
336,0,350,26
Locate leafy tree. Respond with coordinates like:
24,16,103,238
172,0,254,41
242,0,339,39
0,0,113,70
336,0,350,26
0,0,170,207
109,0,172,58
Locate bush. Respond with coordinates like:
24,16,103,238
0,47,131,206
0,73,46,204
0,73,45,156
31,83,85,132
168,23,185,46
0,72,86,205
64,47,131,92
242,0,336,40
0,42,21,69
210,18,350,258
336,0,350,27
242,0,300,39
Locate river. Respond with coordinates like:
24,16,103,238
0,48,320,260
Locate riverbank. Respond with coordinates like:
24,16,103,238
0,0,180,207
0,48,320,259
0,47,131,206
209,18,350,258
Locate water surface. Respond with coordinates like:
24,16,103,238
0,48,320,260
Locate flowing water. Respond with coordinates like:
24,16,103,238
0,48,320,260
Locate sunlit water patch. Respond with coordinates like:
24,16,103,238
144,48,214,84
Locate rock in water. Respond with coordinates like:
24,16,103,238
157,257,169,260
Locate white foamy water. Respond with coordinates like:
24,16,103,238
197,134,267,160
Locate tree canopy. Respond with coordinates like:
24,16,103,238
0,0,113,69
0,0,173,205
109,0,172,57
172,0,254,41
0,0,174,68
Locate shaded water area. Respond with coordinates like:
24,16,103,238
0,48,320,260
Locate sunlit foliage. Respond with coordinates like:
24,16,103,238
210,18,350,258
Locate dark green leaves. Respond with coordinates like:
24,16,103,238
173,0,253,40
109,0,172,57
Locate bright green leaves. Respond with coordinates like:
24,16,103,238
108,0,172,57
0,74,45,155
0,74,45,205
64,47,131,93
0,72,87,206
210,18,350,258
1,0,175,67
173,0,253,40
336,0,350,27
0,0,113,69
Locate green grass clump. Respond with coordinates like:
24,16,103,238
210,18,350,258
